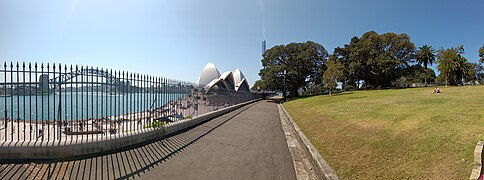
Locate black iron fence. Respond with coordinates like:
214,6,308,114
0,62,266,143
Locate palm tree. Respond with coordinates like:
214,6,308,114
436,46,464,86
416,44,435,86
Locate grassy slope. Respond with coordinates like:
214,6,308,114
283,86,484,179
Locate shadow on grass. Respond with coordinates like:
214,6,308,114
0,103,257,180
282,91,355,103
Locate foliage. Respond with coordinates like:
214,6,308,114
322,55,343,95
464,63,476,84
435,74,446,85
397,65,436,87
144,121,165,128
257,32,481,90
258,41,328,97
251,79,267,91
416,44,436,86
301,82,324,96
477,63,484,83
479,44,484,63
334,31,416,88
332,37,358,90
436,45,470,85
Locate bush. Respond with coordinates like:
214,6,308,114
144,121,165,128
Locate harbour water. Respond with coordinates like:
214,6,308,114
0,92,186,121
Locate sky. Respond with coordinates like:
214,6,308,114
1,0,483,86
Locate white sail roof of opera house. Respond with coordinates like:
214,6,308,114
233,68,245,85
195,63,250,92
195,63,221,87
220,71,235,90
233,68,250,92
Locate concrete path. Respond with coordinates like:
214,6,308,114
141,100,296,179
0,100,296,180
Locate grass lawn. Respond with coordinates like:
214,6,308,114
283,86,484,179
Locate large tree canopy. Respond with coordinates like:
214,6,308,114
258,41,328,97
334,31,416,88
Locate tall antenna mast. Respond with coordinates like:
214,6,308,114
262,40,266,56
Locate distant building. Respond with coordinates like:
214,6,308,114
195,63,250,92
38,74,49,90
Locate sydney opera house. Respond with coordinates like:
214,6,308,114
195,63,250,92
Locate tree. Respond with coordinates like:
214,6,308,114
259,41,328,97
251,79,267,91
323,55,343,95
436,45,467,85
475,63,484,83
465,63,476,84
400,65,436,86
333,36,361,90
334,31,415,88
479,44,484,63
416,44,435,86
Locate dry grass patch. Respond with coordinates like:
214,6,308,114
284,86,484,179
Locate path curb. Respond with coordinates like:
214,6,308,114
470,141,484,180
279,104,338,180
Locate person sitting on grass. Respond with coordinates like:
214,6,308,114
433,86,441,94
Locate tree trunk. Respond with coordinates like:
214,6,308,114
445,72,449,86
329,88,332,96
424,67,428,87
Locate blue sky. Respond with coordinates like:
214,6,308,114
1,0,483,85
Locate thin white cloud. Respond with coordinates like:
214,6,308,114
258,0,266,40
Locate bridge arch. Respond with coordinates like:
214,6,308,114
49,68,123,89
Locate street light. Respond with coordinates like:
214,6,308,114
276,70,287,102
280,70,287,102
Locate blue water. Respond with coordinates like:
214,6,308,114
0,92,186,121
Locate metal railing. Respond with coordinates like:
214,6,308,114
0,62,266,143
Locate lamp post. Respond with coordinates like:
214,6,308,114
282,70,287,102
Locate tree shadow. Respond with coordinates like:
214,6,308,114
280,91,355,102
0,103,256,180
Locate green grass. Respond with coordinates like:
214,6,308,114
283,86,484,179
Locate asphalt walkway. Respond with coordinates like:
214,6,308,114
141,99,296,179
0,100,296,180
